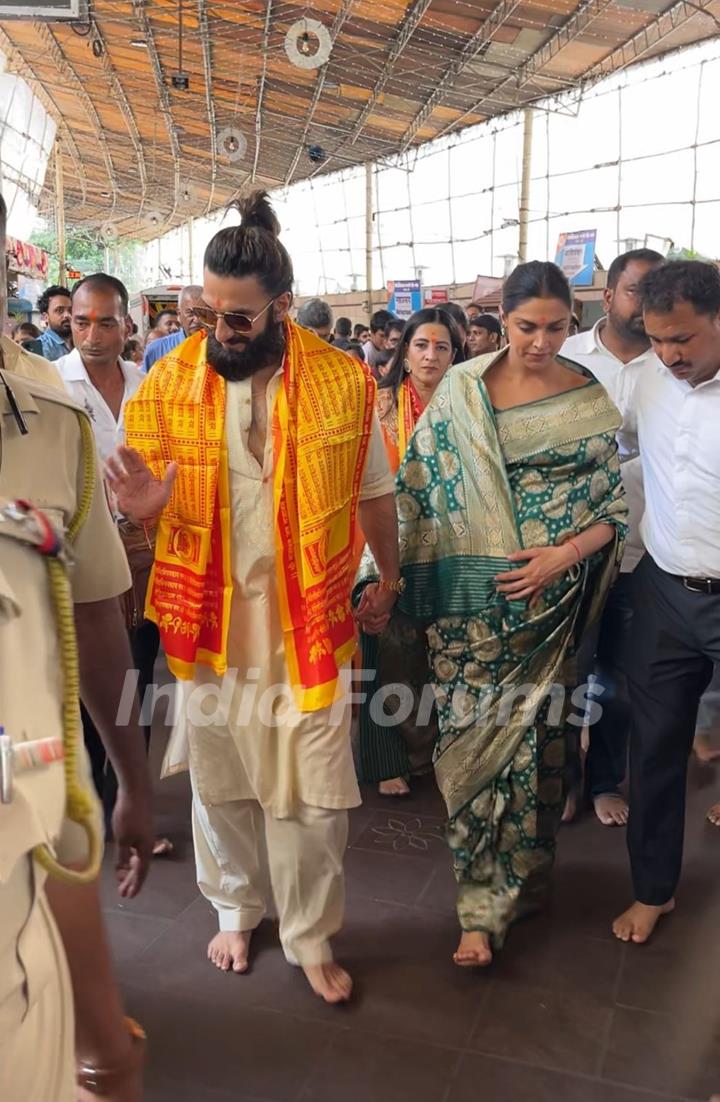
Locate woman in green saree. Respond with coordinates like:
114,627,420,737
395,262,627,966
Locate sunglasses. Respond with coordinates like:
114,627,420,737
192,298,275,334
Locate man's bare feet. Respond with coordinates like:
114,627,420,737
612,899,675,944
594,792,629,827
693,734,720,764
379,777,410,797
453,930,493,967
207,930,253,973
707,802,720,827
303,962,353,1003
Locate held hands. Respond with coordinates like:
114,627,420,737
355,582,397,635
494,543,578,603
105,446,178,523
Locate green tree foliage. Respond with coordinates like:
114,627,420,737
29,226,143,290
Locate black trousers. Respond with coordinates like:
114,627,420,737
627,555,720,905
575,571,635,798
83,618,160,830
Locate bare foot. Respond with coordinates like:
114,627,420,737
694,734,720,763
207,930,252,973
707,802,720,827
453,930,493,968
612,899,675,944
594,793,629,827
379,777,410,797
152,836,174,857
303,961,353,1003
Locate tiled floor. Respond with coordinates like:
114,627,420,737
103,723,720,1102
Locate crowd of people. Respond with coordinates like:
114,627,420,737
2,184,720,1100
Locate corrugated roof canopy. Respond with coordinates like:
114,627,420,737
1,0,719,240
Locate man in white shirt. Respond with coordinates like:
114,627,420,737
613,261,720,945
56,274,144,463
562,248,664,826
56,275,161,836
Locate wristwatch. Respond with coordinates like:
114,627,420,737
77,1017,146,1095
378,576,406,594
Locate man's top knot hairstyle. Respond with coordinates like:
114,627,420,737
204,189,294,299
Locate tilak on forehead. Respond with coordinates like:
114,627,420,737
417,325,450,341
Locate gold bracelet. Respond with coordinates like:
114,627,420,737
77,1017,146,1096
378,576,406,594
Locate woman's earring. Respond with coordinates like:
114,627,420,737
403,359,411,373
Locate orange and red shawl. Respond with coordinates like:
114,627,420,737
125,322,375,711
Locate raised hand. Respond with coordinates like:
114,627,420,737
105,446,178,523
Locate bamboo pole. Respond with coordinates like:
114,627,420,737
518,108,534,264
55,143,67,287
365,162,374,318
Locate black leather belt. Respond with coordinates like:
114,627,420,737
673,575,720,595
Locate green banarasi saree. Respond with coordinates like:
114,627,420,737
395,351,627,947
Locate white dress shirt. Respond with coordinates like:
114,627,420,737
55,348,144,460
562,320,658,573
623,360,720,578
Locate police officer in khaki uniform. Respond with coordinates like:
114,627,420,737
0,192,150,1100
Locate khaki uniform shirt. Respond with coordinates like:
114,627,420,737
0,368,130,1099
0,332,65,392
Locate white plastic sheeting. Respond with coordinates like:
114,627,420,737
0,49,56,239
142,36,720,293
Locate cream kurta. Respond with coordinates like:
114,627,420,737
165,368,394,818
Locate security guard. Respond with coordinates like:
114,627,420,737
1,186,152,1098
0,352,151,1099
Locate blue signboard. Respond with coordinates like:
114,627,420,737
554,230,596,287
387,279,422,319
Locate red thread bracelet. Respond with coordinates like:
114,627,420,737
567,538,582,563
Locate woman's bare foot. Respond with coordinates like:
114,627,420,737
379,777,410,797
453,931,493,968
612,899,675,944
707,802,720,826
594,793,629,827
207,930,253,973
152,836,174,857
303,962,353,1003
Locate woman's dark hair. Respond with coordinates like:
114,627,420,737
443,301,469,335
204,190,294,297
380,308,464,398
502,261,572,315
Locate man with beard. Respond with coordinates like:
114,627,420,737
38,284,73,362
106,191,399,1004
562,248,664,825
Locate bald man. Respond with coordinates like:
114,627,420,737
143,284,204,372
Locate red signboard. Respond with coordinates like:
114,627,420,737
5,236,49,279
423,287,449,306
